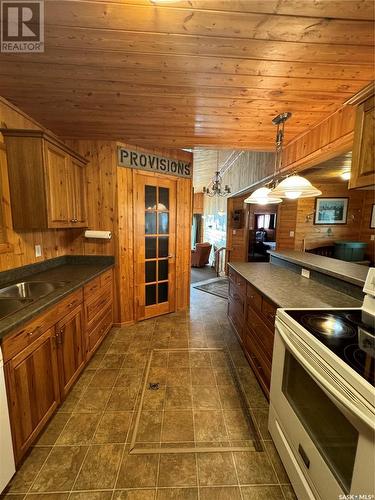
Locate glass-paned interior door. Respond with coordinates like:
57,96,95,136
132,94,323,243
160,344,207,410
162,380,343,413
135,173,176,320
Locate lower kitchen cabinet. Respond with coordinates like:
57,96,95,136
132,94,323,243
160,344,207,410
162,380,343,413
3,268,113,464
56,304,85,399
4,327,60,463
227,267,277,397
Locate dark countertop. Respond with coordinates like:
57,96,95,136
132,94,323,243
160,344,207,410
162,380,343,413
0,256,114,341
229,262,362,309
268,250,369,287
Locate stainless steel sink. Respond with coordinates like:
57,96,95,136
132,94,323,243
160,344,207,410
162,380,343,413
0,281,68,300
0,297,33,320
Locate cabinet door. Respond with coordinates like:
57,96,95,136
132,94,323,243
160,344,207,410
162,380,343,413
44,143,73,227
5,328,60,464
56,305,85,399
350,96,375,189
70,158,88,227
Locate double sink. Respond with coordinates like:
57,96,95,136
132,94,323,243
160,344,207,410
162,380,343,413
0,281,69,321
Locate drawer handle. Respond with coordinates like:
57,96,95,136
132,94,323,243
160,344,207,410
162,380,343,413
27,326,40,338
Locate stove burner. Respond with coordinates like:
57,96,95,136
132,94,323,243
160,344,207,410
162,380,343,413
344,344,375,384
301,314,356,339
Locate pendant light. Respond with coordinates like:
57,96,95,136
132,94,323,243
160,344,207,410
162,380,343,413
244,112,291,205
270,112,322,200
244,187,282,205
271,175,322,199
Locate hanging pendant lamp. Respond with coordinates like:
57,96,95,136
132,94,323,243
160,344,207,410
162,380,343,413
269,112,322,200
244,187,282,205
271,175,322,199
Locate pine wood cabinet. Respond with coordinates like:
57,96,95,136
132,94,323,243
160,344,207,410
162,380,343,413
56,305,85,399
3,268,113,464
4,327,60,463
1,129,88,229
227,267,277,398
350,94,375,189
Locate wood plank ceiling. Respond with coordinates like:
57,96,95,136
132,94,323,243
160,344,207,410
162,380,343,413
0,0,374,149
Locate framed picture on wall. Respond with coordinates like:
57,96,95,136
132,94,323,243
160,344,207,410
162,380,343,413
370,204,375,229
314,197,348,225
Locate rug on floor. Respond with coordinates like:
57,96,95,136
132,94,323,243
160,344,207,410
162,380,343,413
193,277,229,299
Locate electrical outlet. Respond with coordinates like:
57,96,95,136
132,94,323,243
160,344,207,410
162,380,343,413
35,245,42,258
371,234,375,241
289,230,295,237
301,268,310,279
233,229,236,235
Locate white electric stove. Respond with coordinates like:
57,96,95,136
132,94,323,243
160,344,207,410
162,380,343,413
269,268,375,500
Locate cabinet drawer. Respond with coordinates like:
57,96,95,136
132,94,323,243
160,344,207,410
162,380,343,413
246,284,262,311
228,298,243,340
246,305,274,362
85,284,113,332
2,289,83,362
100,269,113,288
88,306,113,353
261,297,277,329
83,275,101,299
243,326,271,390
228,268,246,295
54,289,83,318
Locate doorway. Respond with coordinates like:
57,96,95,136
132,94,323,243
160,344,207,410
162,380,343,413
134,172,177,320
248,207,278,262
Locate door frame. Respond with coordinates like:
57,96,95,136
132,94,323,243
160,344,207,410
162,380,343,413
133,170,177,321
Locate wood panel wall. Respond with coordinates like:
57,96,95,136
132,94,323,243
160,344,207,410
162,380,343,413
276,182,374,262
0,98,82,270
281,105,356,172
114,144,192,325
359,191,375,261
0,97,193,324
193,192,204,214
293,183,364,251
275,201,298,250
226,194,249,262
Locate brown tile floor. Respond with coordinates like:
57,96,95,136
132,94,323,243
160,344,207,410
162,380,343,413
2,288,297,500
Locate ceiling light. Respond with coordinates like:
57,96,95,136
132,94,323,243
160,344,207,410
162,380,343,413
341,171,351,181
244,187,282,205
203,152,231,197
271,175,322,199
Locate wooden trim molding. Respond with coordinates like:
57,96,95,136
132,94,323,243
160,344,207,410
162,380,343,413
0,129,89,164
344,82,375,106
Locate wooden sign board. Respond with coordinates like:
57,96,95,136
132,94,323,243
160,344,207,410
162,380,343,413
118,147,192,179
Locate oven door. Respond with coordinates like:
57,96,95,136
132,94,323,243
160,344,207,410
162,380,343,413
269,317,375,500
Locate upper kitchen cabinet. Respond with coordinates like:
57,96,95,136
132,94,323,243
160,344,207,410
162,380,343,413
349,92,375,189
1,129,88,230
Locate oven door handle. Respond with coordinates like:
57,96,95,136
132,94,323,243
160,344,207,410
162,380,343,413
277,325,375,430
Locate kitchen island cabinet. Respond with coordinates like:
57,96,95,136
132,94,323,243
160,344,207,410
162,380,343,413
227,262,361,398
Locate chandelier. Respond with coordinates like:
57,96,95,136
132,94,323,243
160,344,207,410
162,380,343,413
203,152,231,197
